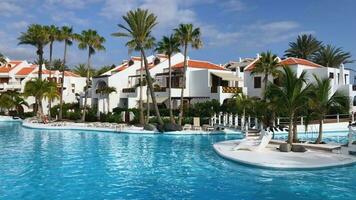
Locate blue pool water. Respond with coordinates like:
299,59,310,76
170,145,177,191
0,122,355,200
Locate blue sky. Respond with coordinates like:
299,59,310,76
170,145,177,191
0,0,355,69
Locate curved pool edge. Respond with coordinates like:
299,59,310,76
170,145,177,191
213,140,356,171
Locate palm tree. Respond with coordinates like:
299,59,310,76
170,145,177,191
51,59,64,70
314,44,353,67
155,35,180,123
77,29,106,122
174,23,202,125
73,64,92,77
45,25,60,70
58,26,74,120
251,51,281,94
43,81,60,120
24,78,57,117
125,36,155,125
234,93,252,131
266,67,312,144
112,8,164,125
284,34,322,60
18,24,49,79
309,75,349,144
96,86,116,115
0,53,7,65
0,91,28,115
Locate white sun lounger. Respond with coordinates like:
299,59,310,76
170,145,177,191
233,129,273,151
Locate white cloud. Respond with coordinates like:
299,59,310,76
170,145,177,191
51,11,89,26
0,1,23,16
45,0,102,9
9,21,29,30
220,0,245,11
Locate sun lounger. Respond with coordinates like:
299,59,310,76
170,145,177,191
193,117,202,131
183,124,192,130
233,129,273,151
202,124,214,131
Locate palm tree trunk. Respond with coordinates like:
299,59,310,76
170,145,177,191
288,113,294,144
264,73,268,98
37,46,44,79
82,50,91,122
139,53,144,125
316,119,323,144
146,86,150,123
168,55,174,123
140,48,163,125
59,41,68,120
293,117,298,142
178,44,188,125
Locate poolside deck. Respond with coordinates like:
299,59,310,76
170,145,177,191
214,140,356,170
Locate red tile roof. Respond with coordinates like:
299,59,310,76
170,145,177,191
0,61,23,73
116,63,128,72
33,69,81,77
16,66,36,76
245,57,322,71
173,60,225,70
279,57,322,67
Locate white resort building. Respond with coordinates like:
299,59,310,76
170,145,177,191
242,56,356,112
0,59,86,114
87,53,246,115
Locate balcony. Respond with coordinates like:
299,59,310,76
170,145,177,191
122,88,136,93
0,82,22,91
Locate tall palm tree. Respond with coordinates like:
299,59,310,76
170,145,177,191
112,8,164,125
155,35,180,123
0,53,7,65
96,86,116,115
251,51,281,94
24,78,57,117
314,44,353,67
58,26,74,120
284,34,322,60
310,75,349,144
77,29,106,122
125,36,155,125
45,25,60,70
266,67,312,144
174,23,202,125
18,24,49,79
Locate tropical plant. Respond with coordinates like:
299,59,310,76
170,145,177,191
0,91,28,115
43,81,60,120
0,53,7,65
73,63,94,77
58,26,75,120
112,8,164,125
284,34,322,60
77,29,105,122
234,93,253,131
313,44,353,67
155,35,180,123
265,67,312,144
96,86,116,116
24,78,57,117
309,75,349,143
50,59,64,70
18,24,50,79
174,23,202,125
93,65,115,77
251,51,281,94
45,25,60,69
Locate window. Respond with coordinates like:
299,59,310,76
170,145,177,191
353,96,356,106
345,74,349,84
329,72,334,79
240,67,245,72
254,77,261,88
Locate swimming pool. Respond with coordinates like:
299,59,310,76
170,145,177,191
0,122,355,200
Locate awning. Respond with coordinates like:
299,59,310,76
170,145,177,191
144,96,168,104
211,72,242,81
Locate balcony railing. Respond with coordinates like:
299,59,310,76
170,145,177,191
211,86,242,94
222,86,242,93
122,88,136,93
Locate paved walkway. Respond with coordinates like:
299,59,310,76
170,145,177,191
214,140,356,170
